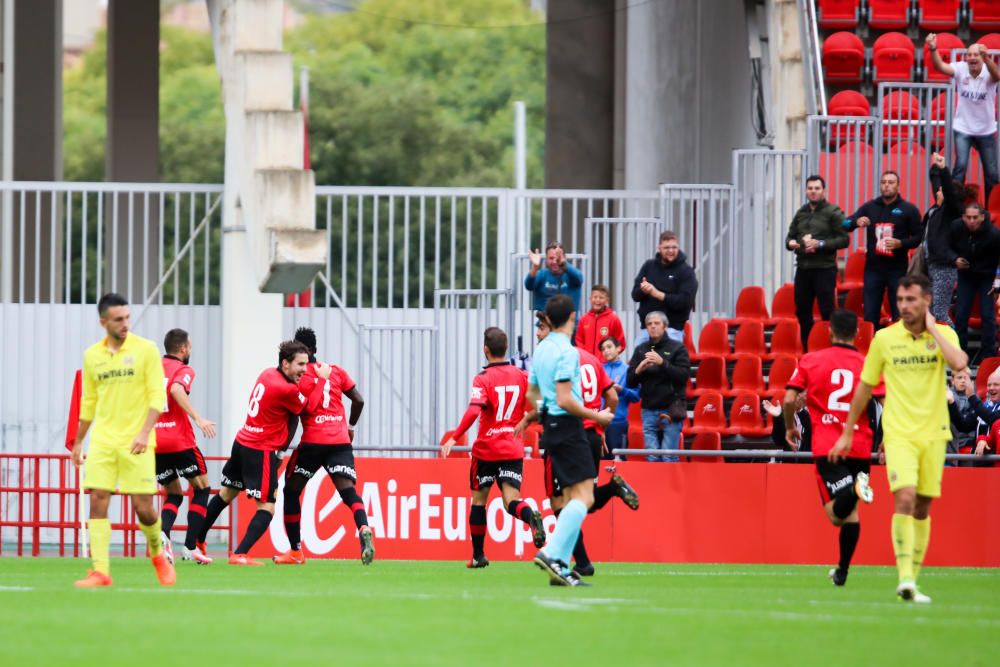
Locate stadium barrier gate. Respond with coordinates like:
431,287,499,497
0,453,233,555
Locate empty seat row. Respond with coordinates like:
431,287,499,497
823,31,977,85
682,391,773,439
818,0,1000,32
688,354,798,400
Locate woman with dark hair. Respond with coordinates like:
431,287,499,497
923,153,969,325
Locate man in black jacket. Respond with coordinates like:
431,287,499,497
626,311,691,462
631,231,698,346
949,203,1000,359
786,175,849,349
845,171,923,327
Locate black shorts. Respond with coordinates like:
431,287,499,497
814,457,871,505
584,428,603,474
155,447,208,485
220,441,280,503
470,457,523,491
285,443,357,483
540,414,595,497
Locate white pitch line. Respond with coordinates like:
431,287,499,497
0,585,34,592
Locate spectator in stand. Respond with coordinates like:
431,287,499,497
922,153,971,326
949,203,1000,360
631,231,698,346
945,368,977,466
844,171,922,328
575,285,626,357
626,311,691,462
524,241,583,313
926,36,1000,199
949,366,1000,466
763,395,812,461
600,336,640,461
785,175,849,349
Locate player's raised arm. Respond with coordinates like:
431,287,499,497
169,383,216,438
925,309,968,371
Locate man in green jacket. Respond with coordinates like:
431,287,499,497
786,175,850,349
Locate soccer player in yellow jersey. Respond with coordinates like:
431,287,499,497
70,293,176,587
834,275,967,603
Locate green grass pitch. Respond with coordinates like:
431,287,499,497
0,558,996,666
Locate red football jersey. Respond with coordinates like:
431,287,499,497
154,356,196,453
579,348,614,434
468,362,528,460
786,344,872,458
297,362,356,445
238,367,309,451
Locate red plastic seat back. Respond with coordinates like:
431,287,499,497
869,0,912,30
732,320,766,358
693,355,729,394
977,356,1000,396
687,431,723,463
969,1,1000,31
823,31,866,83
979,32,1000,51
872,33,916,83
918,1,961,31
923,33,965,82
828,90,871,117
733,285,769,321
854,320,875,354
730,355,764,394
771,283,796,321
767,355,799,397
697,319,731,357
728,391,766,431
770,320,804,358
691,391,726,430
807,320,833,352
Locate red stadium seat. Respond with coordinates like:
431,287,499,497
979,32,1000,51
807,320,833,352
770,283,797,323
685,432,723,463
839,250,866,291
977,356,1000,396
769,320,804,359
988,184,1000,220
695,319,730,360
821,142,876,213
730,320,767,360
854,320,875,354
917,0,961,31
843,287,865,318
880,91,919,144
766,354,799,400
628,400,642,429
683,321,697,359
817,0,862,29
970,0,1000,31
626,424,647,460
691,355,729,397
727,355,765,397
725,285,769,324
822,31,866,85
868,0,912,30
688,391,726,436
828,90,871,117
923,33,965,82
521,423,541,458
930,92,951,148
872,33,916,84
724,391,771,438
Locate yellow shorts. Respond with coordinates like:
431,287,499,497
84,444,157,495
883,438,948,497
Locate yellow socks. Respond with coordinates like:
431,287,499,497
912,516,931,580
89,518,111,575
139,517,163,557
891,513,915,582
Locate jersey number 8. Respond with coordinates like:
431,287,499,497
247,383,266,417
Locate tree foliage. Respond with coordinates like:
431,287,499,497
62,0,546,187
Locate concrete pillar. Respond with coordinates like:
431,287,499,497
103,0,160,305
545,0,615,191
8,0,62,302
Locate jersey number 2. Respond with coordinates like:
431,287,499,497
494,385,521,421
828,369,854,412
247,383,266,417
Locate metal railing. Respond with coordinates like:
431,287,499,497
798,0,828,117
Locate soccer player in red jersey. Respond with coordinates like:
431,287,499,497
441,327,546,568
196,340,328,565
154,328,217,564
273,327,372,565
783,308,875,586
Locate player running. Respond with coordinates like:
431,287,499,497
783,309,875,587
273,327,373,565
70,293,175,587
524,314,639,579
528,295,613,586
196,340,327,565
835,276,967,603
441,326,546,568
154,328,217,564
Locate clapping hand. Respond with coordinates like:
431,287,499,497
639,277,654,294
931,152,946,169
528,249,542,268
926,33,937,50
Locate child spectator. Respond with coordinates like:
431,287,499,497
575,285,626,356
600,336,640,461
